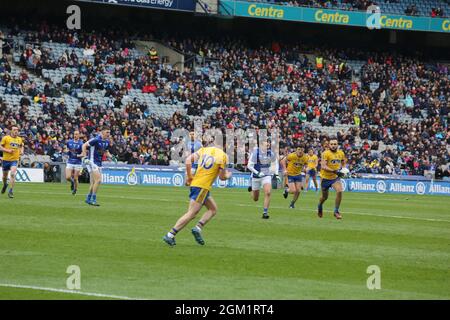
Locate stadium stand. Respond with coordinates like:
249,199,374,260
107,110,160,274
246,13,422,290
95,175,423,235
0,21,449,177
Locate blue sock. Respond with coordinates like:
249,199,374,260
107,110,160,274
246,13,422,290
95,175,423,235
92,194,97,202
263,208,268,215
86,193,92,202
318,203,322,210
334,206,339,213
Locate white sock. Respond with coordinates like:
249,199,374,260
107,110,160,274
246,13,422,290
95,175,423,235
167,232,175,239
194,225,202,232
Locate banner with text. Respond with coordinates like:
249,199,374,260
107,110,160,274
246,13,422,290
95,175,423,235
77,0,196,12
101,168,450,195
220,0,450,33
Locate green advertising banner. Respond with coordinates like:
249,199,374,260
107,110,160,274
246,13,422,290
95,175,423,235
220,0,450,33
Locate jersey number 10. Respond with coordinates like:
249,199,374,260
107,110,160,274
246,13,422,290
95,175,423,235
200,155,215,170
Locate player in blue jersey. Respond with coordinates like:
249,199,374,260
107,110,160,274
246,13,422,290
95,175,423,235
247,141,278,219
186,131,202,173
65,130,84,195
80,126,113,206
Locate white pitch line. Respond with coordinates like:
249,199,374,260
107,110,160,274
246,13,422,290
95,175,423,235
16,191,450,223
235,203,450,223
0,283,144,300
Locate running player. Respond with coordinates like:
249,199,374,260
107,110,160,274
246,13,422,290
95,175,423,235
163,143,232,247
65,130,84,195
280,147,308,209
305,149,319,192
317,138,347,219
0,126,24,198
80,126,113,206
247,141,278,219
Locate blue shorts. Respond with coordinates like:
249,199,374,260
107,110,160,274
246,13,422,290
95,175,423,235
288,175,303,183
321,178,340,191
307,169,317,177
1,160,18,171
189,187,210,205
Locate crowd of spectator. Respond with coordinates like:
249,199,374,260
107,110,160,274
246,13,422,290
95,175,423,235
0,22,449,178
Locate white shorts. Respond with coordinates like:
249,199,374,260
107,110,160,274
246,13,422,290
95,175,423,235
66,163,83,171
251,175,272,191
86,162,102,174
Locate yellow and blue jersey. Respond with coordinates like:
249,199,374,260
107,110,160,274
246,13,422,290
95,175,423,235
320,149,346,180
306,154,318,170
286,153,308,176
190,147,228,191
0,135,23,162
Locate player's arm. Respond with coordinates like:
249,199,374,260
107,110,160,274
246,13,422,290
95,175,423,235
218,154,232,181
0,138,12,154
185,152,199,185
320,156,336,173
247,152,264,178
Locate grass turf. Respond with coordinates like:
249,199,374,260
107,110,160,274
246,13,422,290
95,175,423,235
0,183,449,300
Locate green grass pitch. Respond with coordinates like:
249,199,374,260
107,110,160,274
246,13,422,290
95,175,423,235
0,183,449,300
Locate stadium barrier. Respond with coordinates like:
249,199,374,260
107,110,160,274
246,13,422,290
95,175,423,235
100,166,450,196
0,168,44,183
220,0,450,33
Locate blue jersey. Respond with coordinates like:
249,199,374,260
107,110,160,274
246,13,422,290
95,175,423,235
187,140,202,168
249,148,277,178
87,135,110,167
66,139,83,165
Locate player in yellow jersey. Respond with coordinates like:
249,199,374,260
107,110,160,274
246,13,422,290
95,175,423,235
280,147,308,209
318,138,347,219
0,126,24,198
163,143,232,246
305,149,319,192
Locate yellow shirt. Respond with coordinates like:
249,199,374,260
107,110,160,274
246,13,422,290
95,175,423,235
320,149,346,180
286,153,308,176
191,147,228,191
1,135,23,162
306,154,318,170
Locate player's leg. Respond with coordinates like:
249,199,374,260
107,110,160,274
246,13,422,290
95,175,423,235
305,173,310,192
65,165,74,191
312,174,319,192
262,177,272,219
251,177,261,202
282,175,289,199
191,196,218,245
7,164,18,198
164,198,203,246
1,165,10,194
289,181,301,208
89,169,102,205
72,168,81,195
318,180,330,218
331,180,344,219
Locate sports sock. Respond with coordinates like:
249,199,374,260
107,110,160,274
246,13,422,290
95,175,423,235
86,193,92,202
92,194,97,202
167,228,178,238
318,203,323,210
334,206,339,213
195,221,205,232
263,208,268,215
